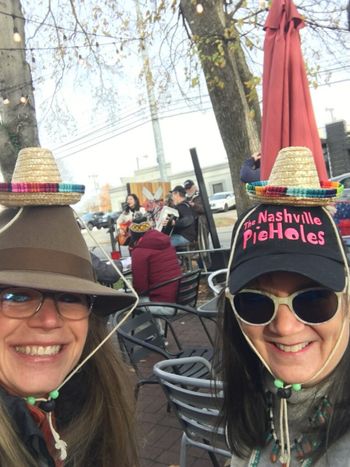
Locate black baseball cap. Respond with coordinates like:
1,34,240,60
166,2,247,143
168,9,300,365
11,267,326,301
171,185,186,196
228,204,346,294
184,179,194,190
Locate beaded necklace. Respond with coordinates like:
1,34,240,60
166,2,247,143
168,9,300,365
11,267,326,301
248,392,332,467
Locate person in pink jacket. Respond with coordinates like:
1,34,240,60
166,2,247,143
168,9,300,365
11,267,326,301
129,220,181,303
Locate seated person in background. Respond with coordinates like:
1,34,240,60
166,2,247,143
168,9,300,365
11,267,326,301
129,219,181,303
240,151,261,183
169,185,197,247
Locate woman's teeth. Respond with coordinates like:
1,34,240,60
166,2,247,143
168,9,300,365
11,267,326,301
275,342,309,353
15,345,61,356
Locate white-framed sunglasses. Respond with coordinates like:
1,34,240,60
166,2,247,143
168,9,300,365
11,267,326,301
227,287,343,326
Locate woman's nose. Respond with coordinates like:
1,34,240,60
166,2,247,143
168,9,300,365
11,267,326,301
268,303,305,335
27,298,63,328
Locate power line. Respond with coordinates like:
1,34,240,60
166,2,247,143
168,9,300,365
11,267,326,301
54,97,212,155
51,94,211,152
54,105,213,161
0,9,140,42
0,40,139,53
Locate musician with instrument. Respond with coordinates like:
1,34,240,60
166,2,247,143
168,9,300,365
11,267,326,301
116,193,146,246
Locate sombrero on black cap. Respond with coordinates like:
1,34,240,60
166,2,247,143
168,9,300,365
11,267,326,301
0,206,136,316
228,203,346,294
246,147,343,205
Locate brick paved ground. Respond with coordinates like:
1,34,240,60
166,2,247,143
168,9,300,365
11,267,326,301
127,292,230,467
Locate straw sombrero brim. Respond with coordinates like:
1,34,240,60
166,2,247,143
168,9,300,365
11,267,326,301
0,183,84,206
247,180,343,206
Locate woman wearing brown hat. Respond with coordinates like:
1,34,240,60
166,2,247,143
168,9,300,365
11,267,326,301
218,147,350,466
0,148,138,466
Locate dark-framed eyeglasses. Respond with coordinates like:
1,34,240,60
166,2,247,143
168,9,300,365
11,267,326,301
227,287,343,326
0,287,95,320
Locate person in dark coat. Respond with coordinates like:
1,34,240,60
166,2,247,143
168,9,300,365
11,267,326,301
240,151,261,183
130,221,181,302
184,179,210,268
169,185,197,247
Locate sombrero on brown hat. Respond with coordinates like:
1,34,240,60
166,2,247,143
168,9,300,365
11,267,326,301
0,147,84,206
0,206,136,316
246,146,343,206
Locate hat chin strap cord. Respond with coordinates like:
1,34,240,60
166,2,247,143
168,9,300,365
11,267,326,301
226,207,350,466
22,213,140,461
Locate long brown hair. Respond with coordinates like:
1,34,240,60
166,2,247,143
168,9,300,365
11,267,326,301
57,314,139,466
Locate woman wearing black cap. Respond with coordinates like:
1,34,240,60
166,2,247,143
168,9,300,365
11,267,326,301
0,148,138,467
218,147,350,466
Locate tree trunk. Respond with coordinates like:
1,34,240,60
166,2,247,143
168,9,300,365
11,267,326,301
0,0,39,181
179,0,261,214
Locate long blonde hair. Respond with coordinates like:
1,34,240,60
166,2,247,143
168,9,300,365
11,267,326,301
0,314,138,467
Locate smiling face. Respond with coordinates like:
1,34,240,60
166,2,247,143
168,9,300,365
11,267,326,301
238,271,349,385
127,195,135,208
0,295,88,397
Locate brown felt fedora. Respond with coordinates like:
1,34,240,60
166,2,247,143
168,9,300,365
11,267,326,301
0,206,136,316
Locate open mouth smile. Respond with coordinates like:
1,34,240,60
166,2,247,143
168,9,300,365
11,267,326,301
14,345,62,356
274,342,310,353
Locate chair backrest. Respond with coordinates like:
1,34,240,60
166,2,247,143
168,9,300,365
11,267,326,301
115,308,169,367
154,357,230,456
207,268,228,296
176,269,201,307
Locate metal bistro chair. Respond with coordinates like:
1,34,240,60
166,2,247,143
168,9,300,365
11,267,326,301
140,269,202,337
154,356,231,467
208,268,228,296
194,268,228,343
114,304,213,398
140,269,201,308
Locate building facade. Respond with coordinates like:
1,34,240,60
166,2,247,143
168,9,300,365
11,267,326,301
109,161,233,211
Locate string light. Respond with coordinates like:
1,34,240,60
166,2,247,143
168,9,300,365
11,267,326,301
196,2,204,14
19,95,28,104
12,15,21,42
2,97,10,105
78,54,84,65
13,26,21,43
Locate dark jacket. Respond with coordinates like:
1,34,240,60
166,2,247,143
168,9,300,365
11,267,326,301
131,229,182,302
90,252,120,285
0,387,56,466
173,201,197,242
240,157,261,183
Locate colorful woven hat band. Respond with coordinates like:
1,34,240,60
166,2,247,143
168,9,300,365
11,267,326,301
247,146,343,206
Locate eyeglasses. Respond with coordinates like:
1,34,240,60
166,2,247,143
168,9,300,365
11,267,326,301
228,287,342,326
0,288,94,320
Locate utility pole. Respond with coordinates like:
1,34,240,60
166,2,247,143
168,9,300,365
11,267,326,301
134,0,168,181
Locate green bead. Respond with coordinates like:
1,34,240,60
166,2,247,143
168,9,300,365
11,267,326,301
49,389,59,400
274,379,284,389
292,383,302,391
26,396,36,405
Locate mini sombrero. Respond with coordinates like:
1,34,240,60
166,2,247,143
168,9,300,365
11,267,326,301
246,146,343,206
0,147,85,206
129,220,152,233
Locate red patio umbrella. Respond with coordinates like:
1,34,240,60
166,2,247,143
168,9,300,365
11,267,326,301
260,0,328,181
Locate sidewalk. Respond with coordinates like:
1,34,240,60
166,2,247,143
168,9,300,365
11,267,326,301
130,290,229,467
